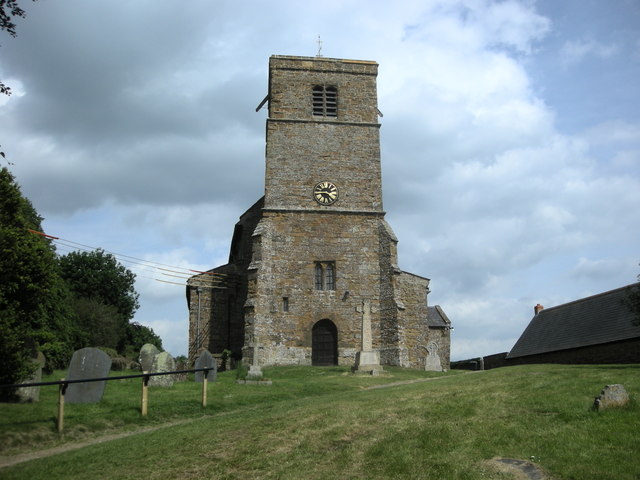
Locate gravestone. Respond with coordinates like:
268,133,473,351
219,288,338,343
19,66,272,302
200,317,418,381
425,341,443,372
16,351,46,402
594,384,629,410
194,349,217,383
149,351,176,387
65,348,112,404
353,299,383,374
139,343,160,372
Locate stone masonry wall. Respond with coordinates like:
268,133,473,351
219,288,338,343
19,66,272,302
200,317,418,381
264,121,382,213
265,56,382,214
244,211,393,366
268,56,379,124
188,55,451,370
187,199,264,364
396,272,431,369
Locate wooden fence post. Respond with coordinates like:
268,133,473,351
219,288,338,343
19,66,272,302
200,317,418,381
57,379,67,432
201,369,208,408
141,372,149,416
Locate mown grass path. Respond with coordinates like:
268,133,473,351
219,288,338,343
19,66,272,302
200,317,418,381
1,369,470,468
1,365,638,479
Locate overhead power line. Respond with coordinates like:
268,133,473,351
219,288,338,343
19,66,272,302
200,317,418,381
27,229,226,290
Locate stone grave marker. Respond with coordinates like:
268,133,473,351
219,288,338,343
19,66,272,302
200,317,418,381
425,341,443,372
139,343,160,372
65,347,112,404
194,349,217,383
149,351,176,387
353,299,383,374
16,351,46,402
594,384,629,410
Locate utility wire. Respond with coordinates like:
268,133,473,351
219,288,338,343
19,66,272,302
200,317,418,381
28,229,227,289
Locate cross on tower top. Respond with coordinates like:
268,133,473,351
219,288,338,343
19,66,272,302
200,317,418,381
316,35,323,57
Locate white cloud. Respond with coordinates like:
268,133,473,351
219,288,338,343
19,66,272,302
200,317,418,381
2,0,639,361
560,39,619,66
141,317,187,357
583,120,640,147
571,257,638,283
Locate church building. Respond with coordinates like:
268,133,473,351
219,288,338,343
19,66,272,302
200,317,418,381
187,55,451,370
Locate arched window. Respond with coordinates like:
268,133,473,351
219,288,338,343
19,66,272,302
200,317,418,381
325,263,335,290
314,261,336,291
315,263,324,290
312,85,338,117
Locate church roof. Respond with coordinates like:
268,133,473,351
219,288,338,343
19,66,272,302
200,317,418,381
427,305,451,328
507,283,640,359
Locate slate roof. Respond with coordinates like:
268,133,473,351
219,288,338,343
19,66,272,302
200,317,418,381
427,305,452,328
507,283,640,359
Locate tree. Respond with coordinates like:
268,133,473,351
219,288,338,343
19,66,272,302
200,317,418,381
59,249,140,352
71,298,122,350
122,322,163,358
0,167,77,398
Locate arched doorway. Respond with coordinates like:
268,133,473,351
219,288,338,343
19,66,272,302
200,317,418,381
312,319,338,366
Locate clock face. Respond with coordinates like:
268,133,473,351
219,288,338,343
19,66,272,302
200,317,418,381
313,181,339,205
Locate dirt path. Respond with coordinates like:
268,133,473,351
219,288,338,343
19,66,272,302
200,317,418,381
0,417,198,469
1,371,482,469
364,370,482,390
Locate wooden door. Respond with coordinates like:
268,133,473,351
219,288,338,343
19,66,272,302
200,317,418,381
312,319,338,366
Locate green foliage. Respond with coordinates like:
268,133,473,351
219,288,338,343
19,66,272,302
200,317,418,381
59,248,141,353
59,249,139,323
123,322,162,355
235,363,248,380
174,355,187,371
71,298,122,350
0,0,27,39
96,347,118,359
219,349,233,370
0,309,33,399
38,340,72,373
0,168,77,395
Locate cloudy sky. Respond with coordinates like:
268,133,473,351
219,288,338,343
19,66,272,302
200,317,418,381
1,0,639,360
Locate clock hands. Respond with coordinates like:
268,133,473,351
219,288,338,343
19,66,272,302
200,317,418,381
313,181,338,205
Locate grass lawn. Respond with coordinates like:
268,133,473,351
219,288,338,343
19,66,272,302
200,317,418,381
0,364,638,479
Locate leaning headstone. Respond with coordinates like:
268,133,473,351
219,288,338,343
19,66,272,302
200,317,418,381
16,351,46,402
594,384,629,411
149,351,176,387
65,347,112,404
139,343,160,373
194,350,217,383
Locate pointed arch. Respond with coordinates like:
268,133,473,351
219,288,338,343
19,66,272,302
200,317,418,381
312,319,338,366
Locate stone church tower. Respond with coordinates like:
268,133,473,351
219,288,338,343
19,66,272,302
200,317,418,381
187,55,451,370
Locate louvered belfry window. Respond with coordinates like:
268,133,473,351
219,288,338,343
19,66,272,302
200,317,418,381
312,85,337,117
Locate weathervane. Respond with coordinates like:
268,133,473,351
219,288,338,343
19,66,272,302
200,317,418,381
316,35,323,57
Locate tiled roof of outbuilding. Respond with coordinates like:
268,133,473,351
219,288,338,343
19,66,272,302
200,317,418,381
427,305,452,328
507,283,640,359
